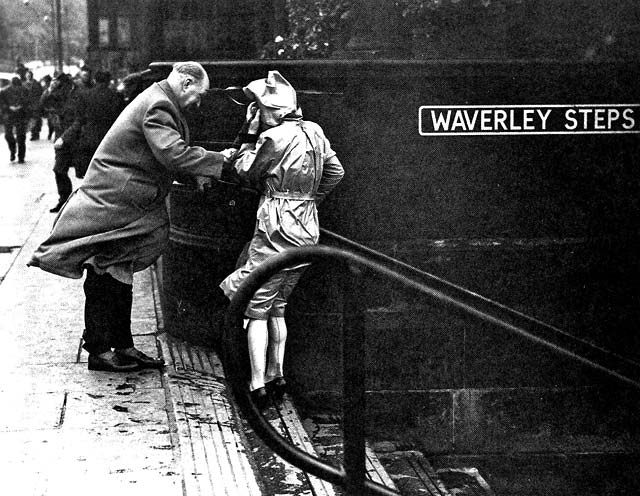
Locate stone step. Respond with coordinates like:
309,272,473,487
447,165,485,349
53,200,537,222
303,416,491,496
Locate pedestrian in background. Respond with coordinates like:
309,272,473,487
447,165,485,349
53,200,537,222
220,71,344,409
24,70,43,141
119,70,148,104
0,76,30,163
56,69,124,183
41,72,84,212
74,65,94,91
39,75,55,140
14,59,27,81
29,62,237,373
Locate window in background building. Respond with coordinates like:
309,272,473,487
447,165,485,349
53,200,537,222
117,17,131,48
164,19,208,57
99,17,110,47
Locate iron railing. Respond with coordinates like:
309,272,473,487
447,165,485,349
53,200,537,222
319,229,640,387
222,244,640,496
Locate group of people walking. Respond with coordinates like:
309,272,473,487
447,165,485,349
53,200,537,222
27,61,344,410
1,64,124,214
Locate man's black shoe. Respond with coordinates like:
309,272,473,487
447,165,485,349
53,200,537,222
10,152,15,162
115,347,165,369
18,158,25,164
88,352,139,372
49,203,63,213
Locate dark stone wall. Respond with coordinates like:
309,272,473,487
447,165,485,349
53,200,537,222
153,59,640,454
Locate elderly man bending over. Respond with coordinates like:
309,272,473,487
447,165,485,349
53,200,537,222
30,61,235,372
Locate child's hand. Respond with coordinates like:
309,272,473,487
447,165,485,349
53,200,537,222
245,102,258,123
246,102,261,134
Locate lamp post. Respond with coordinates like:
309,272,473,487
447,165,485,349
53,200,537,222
23,0,63,74
54,0,63,73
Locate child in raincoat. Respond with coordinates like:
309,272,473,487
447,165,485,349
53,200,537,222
220,71,344,408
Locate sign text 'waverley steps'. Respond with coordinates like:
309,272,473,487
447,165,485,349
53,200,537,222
418,104,640,135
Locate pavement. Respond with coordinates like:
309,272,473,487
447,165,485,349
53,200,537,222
0,128,177,494
0,127,265,496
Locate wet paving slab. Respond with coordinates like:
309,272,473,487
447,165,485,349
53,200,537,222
0,354,163,394
0,428,182,496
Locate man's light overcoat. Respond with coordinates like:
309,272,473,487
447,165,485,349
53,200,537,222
30,80,223,278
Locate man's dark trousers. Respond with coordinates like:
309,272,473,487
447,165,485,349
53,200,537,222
52,146,76,205
82,266,135,355
4,118,27,161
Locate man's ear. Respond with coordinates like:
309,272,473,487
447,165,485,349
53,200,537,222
183,77,193,91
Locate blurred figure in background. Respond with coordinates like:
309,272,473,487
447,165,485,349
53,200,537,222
0,76,30,163
118,71,148,104
39,75,55,140
14,59,27,80
59,69,125,180
24,70,43,141
74,66,94,91
40,73,82,212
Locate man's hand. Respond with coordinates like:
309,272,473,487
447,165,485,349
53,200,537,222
220,148,237,161
195,176,212,192
54,137,64,150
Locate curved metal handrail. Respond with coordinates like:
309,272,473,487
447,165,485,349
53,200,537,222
223,245,400,496
222,245,640,496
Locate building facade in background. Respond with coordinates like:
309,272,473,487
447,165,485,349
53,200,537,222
85,0,640,77
85,0,284,78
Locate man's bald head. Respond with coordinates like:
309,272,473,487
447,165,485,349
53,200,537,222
167,61,210,111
